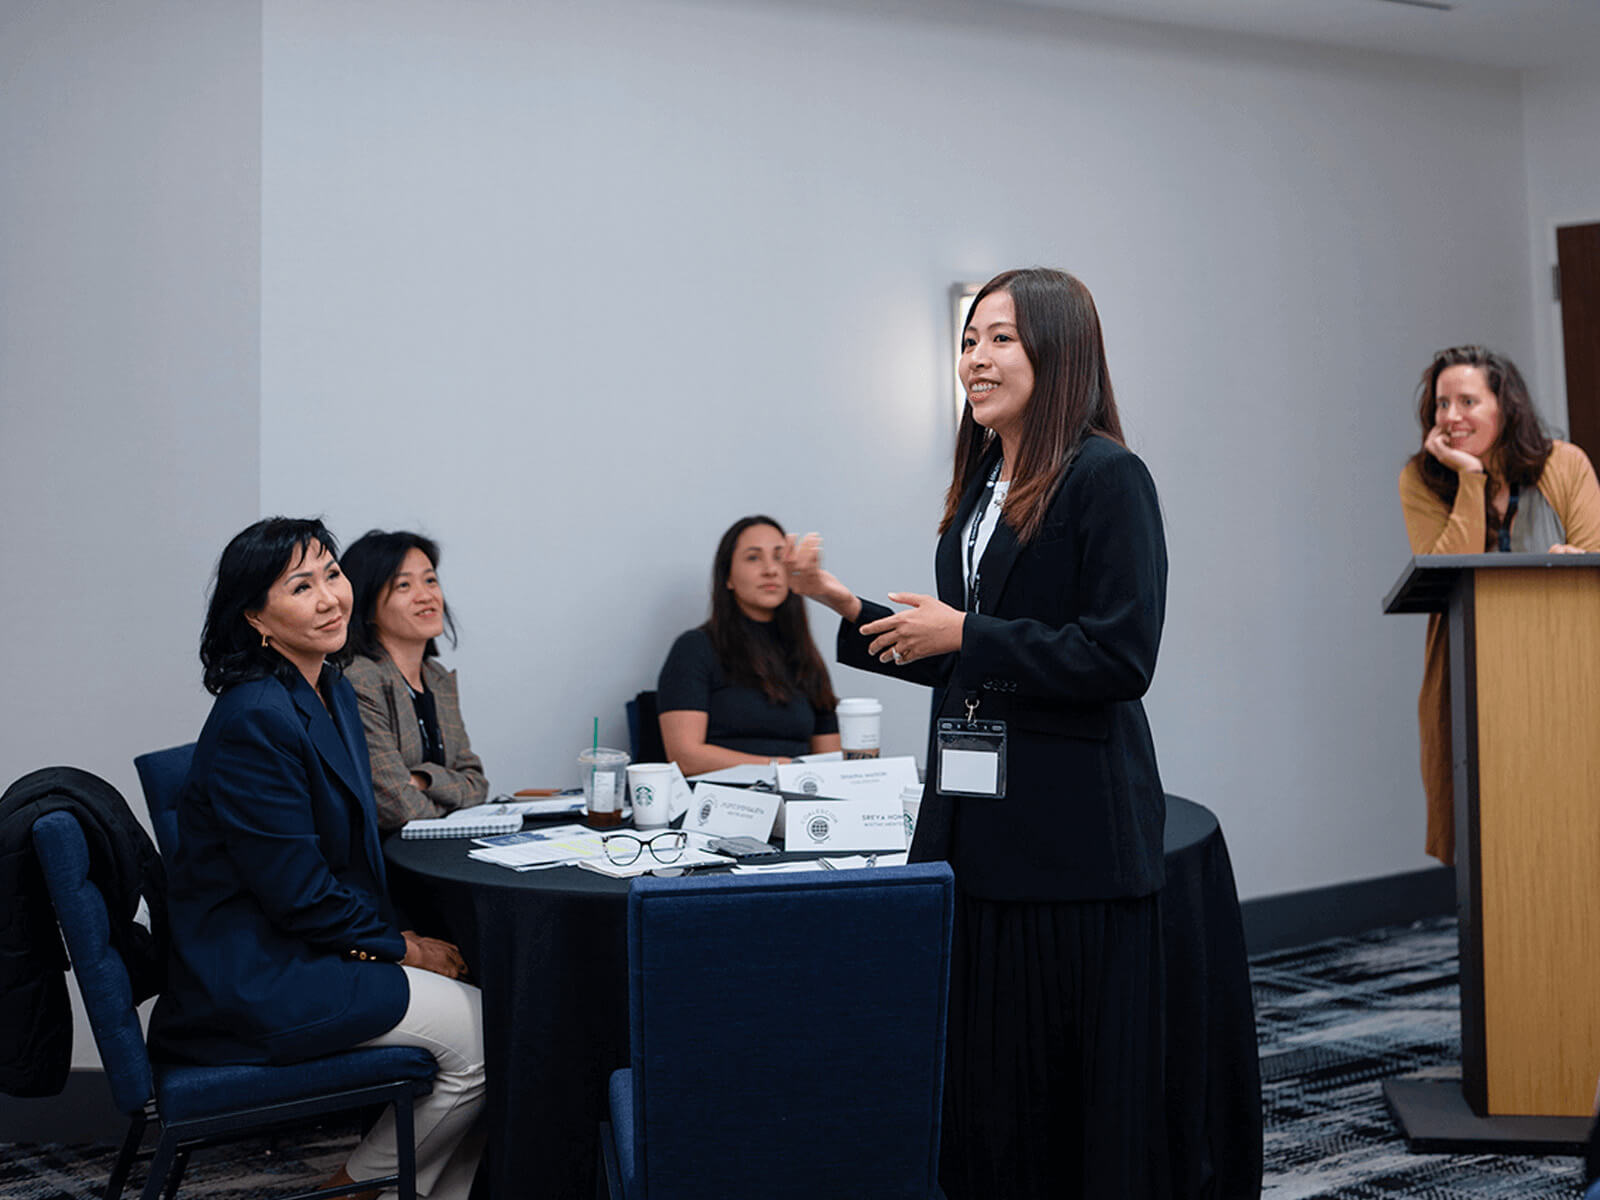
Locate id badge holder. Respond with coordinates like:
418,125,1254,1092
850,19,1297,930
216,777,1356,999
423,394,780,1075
935,718,1007,799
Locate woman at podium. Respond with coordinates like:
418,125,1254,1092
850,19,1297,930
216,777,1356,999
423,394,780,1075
789,268,1169,1199
1399,345,1600,863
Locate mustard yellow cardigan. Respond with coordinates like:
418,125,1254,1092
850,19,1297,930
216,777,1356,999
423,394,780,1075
1398,440,1600,863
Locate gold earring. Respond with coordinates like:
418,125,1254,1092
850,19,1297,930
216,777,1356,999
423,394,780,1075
260,632,270,648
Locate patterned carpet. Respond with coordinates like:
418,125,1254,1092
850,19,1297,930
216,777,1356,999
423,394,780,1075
1256,915,1587,1198
0,1127,356,1200
2,916,1592,1199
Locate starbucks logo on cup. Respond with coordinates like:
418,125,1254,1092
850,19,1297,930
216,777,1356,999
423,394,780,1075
635,784,655,807
805,813,834,844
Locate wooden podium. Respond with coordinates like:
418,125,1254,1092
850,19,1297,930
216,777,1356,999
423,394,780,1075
1383,553,1600,1151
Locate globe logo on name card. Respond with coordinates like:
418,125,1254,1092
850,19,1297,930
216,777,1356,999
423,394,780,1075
797,771,822,796
698,796,716,826
805,813,834,844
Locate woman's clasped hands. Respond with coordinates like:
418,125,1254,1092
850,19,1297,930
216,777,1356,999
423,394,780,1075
783,533,964,665
402,930,468,980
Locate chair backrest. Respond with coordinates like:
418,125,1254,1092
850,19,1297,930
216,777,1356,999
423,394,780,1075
30,811,155,1115
631,691,665,764
134,743,195,859
626,863,954,1199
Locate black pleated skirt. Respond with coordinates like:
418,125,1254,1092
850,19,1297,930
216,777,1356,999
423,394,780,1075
940,888,1168,1200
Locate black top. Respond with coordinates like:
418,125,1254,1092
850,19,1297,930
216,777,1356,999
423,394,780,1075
657,623,838,759
406,681,445,766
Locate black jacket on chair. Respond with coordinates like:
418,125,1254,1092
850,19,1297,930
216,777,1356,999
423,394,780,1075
837,434,1168,902
0,767,167,1096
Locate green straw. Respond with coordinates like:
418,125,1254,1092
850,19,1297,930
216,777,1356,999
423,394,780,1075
593,717,599,755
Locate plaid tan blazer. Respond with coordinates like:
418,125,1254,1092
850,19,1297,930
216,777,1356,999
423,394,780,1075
343,651,488,832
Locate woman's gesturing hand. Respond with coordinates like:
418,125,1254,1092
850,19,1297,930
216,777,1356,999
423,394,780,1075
1423,425,1486,476
861,592,965,665
402,930,468,980
785,533,861,621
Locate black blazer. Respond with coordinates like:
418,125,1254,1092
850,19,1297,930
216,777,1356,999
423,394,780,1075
0,767,166,1097
149,668,409,1066
838,435,1167,902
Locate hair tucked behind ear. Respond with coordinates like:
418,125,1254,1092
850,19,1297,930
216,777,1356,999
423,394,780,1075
200,517,346,695
341,529,457,661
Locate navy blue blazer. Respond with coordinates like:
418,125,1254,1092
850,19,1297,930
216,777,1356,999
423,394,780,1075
838,434,1168,902
148,668,409,1066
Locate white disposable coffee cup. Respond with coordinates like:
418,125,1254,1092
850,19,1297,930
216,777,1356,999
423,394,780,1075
836,697,882,759
626,763,676,830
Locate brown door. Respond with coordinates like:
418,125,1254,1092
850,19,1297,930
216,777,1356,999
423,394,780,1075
1558,222,1600,466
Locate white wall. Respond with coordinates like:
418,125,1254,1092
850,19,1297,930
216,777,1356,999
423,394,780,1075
1521,61,1600,416
258,0,1533,901
1,3,263,1066
0,0,1550,1082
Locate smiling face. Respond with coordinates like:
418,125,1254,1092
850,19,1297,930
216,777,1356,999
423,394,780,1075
725,523,789,622
244,540,352,686
1434,364,1503,462
960,289,1036,445
373,546,447,654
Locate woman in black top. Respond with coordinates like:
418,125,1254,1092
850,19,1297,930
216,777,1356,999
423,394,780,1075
657,515,840,776
789,268,1169,1199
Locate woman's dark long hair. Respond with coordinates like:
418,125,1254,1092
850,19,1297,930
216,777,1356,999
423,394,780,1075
1407,345,1552,510
200,517,348,695
940,267,1124,544
704,515,838,711
341,529,457,662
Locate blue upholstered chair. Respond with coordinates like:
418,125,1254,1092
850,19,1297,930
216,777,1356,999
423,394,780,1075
132,743,194,860
599,863,955,1200
30,810,437,1200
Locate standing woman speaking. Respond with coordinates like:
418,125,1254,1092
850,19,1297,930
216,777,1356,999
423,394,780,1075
789,268,1169,1199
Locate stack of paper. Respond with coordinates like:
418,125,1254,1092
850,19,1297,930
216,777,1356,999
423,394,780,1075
466,823,610,870
487,795,585,818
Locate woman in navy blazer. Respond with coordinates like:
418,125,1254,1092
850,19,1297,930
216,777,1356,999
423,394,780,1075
790,269,1169,1199
149,517,485,1200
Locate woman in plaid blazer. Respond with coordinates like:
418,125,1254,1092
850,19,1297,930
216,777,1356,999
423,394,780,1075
341,530,488,833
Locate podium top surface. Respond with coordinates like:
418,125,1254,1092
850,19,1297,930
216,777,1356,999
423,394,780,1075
1383,553,1600,614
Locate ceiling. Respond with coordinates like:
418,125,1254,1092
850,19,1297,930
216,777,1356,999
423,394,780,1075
1006,0,1600,71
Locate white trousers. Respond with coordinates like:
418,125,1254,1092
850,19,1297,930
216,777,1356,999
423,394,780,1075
345,966,487,1200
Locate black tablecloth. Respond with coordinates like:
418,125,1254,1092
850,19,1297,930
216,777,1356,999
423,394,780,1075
386,794,1262,1200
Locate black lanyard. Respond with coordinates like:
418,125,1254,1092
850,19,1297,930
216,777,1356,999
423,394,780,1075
965,463,1003,613
1495,483,1521,552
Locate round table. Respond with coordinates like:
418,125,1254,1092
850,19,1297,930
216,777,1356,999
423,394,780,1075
386,794,1262,1200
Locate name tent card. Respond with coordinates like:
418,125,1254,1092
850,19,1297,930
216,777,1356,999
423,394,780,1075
784,795,907,853
683,782,781,841
775,755,919,801
665,763,694,820
774,755,920,839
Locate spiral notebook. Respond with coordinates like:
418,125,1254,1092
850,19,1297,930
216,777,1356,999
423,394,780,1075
400,812,524,839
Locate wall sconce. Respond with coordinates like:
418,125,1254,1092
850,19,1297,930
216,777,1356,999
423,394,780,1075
950,282,981,427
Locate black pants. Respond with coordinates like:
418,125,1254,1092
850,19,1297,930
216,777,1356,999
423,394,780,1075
941,889,1169,1200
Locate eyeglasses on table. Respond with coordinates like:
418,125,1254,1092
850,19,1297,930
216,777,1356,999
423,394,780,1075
601,830,689,866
